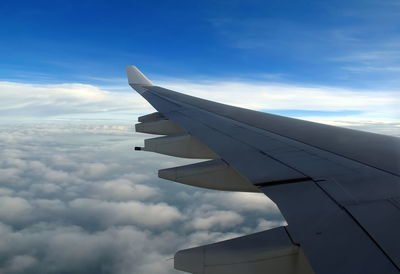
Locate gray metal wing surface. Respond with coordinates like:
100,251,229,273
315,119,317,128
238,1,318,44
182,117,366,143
126,66,400,274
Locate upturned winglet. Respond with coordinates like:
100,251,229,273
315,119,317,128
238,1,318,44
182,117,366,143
126,66,153,86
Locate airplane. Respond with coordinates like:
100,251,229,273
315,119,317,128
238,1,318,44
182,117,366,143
126,65,400,274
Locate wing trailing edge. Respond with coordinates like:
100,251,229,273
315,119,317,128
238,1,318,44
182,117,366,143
175,226,314,274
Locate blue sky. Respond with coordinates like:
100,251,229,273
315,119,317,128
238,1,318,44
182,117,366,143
1,0,400,90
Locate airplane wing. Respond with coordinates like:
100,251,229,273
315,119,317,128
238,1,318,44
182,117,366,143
126,66,400,274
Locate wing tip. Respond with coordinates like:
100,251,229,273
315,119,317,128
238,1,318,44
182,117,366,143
126,65,153,86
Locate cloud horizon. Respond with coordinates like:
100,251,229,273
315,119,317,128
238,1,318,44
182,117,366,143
0,78,398,126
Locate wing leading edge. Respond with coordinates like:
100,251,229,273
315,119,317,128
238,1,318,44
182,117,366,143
126,66,400,273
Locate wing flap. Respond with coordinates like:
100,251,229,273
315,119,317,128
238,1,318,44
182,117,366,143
135,119,185,135
143,134,218,159
175,226,314,274
158,159,260,192
138,112,164,122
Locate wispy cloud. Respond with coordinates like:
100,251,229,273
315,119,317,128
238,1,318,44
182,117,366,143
207,1,400,87
159,80,399,120
1,79,398,123
0,81,153,121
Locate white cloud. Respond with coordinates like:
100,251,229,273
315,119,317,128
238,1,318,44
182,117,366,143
0,81,153,120
200,192,281,213
159,80,399,120
255,218,287,231
91,178,158,201
33,199,66,213
303,119,400,137
1,255,37,274
0,223,180,274
0,188,14,196
182,231,243,250
76,162,120,180
0,197,33,224
191,210,244,230
0,168,20,183
1,79,399,123
69,198,183,228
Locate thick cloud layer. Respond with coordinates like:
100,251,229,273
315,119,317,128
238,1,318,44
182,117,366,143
0,123,283,274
